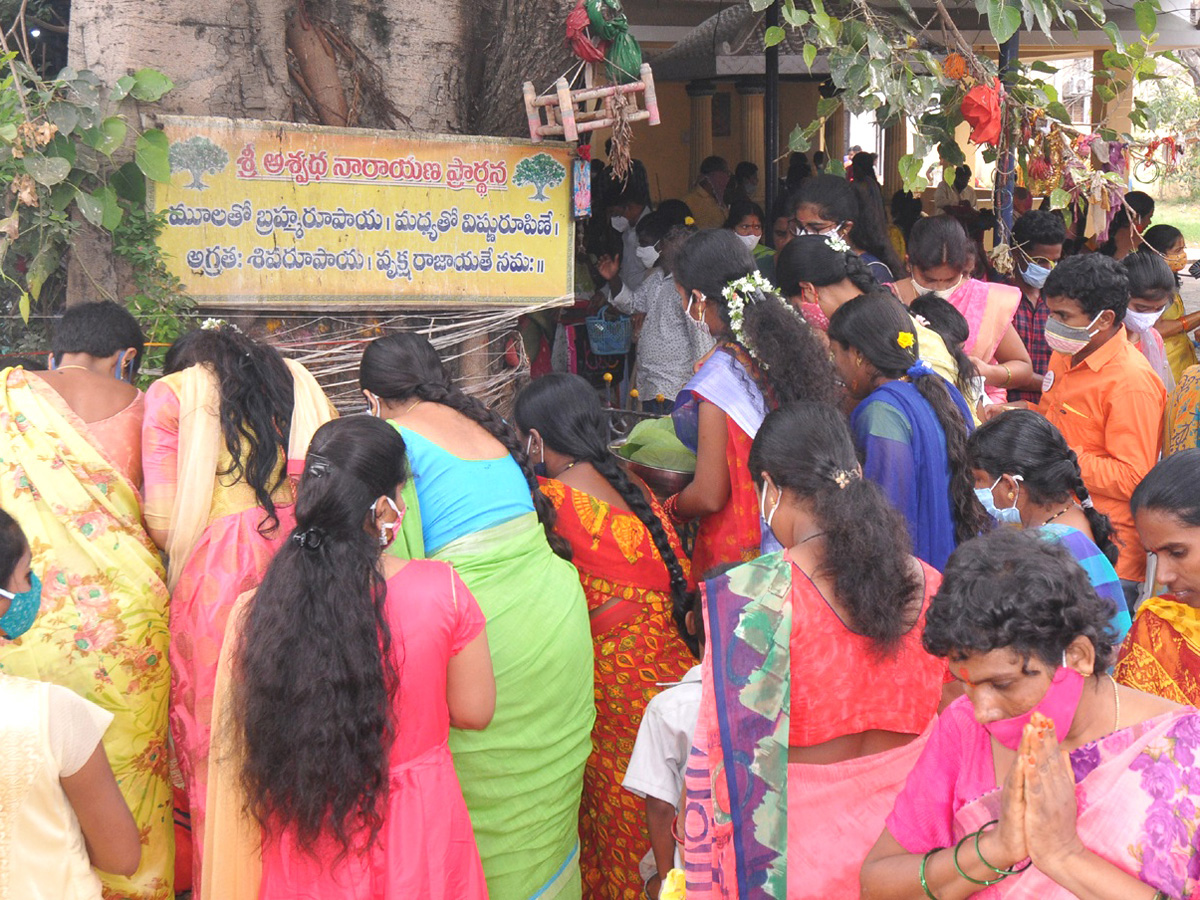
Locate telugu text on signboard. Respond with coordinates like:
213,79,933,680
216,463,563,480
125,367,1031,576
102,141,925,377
150,115,575,308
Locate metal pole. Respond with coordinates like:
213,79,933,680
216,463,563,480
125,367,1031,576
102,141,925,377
996,30,1020,237
764,0,780,219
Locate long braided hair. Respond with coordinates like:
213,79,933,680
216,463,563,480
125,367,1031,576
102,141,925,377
514,374,692,646
358,332,570,560
968,409,1119,565
828,291,990,545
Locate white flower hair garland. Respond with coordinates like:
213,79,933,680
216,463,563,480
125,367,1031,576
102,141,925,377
720,270,805,367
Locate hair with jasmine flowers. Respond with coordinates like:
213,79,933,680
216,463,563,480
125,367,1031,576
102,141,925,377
673,228,841,408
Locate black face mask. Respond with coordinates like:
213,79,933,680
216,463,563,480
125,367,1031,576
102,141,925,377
532,462,548,478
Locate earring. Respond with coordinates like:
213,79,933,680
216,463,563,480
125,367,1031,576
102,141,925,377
855,356,863,367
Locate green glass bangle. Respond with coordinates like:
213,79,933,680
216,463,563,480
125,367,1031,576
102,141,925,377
920,848,941,900
953,831,1007,886
974,819,1032,875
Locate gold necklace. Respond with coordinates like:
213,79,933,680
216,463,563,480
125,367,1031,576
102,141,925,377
404,398,422,415
54,365,91,373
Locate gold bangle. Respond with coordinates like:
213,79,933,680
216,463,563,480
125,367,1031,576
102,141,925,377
1001,364,1012,386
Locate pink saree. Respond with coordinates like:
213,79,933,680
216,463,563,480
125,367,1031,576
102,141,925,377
788,725,932,899
888,697,1200,898
947,278,1022,403
684,555,789,900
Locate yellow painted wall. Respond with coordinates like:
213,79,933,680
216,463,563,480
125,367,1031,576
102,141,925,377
594,79,824,207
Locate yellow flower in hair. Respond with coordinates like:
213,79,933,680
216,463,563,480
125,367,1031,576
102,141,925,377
684,216,695,226
897,331,915,350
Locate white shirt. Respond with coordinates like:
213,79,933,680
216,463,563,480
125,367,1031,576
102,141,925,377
619,206,652,291
623,664,702,806
624,664,701,891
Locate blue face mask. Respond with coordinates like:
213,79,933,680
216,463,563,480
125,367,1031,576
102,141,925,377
975,475,1023,526
1022,261,1053,290
0,572,42,640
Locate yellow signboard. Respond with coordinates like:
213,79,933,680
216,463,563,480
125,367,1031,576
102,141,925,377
150,115,574,307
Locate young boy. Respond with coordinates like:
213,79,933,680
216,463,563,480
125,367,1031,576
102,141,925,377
622,589,706,900
1006,209,1066,403
989,253,1166,607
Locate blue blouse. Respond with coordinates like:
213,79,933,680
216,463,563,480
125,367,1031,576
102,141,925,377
396,425,534,554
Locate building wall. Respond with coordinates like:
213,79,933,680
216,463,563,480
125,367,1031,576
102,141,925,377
596,79,823,206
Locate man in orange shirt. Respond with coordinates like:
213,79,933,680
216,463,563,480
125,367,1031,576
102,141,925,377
1035,254,1165,608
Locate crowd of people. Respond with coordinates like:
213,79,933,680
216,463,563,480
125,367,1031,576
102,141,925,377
4,143,1200,900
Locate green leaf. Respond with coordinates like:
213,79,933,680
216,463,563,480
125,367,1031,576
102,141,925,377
748,0,773,10
1050,188,1071,209
0,123,15,143
788,124,810,154
816,96,841,119
803,43,817,69
46,101,79,135
129,68,174,102
987,0,1023,44
110,74,135,101
1103,49,1130,69
26,246,59,301
22,155,71,186
135,129,171,183
18,291,29,323
781,2,809,27
110,161,146,204
764,26,786,48
1103,21,1126,53
1046,100,1071,122
98,185,123,231
95,117,127,156
1096,82,1116,103
1134,0,1156,36
76,189,105,226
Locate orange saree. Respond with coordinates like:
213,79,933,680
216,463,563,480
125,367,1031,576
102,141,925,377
540,478,696,900
1115,594,1200,705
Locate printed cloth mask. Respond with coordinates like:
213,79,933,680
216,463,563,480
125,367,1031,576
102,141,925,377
610,215,630,233
982,659,1084,750
1021,260,1053,290
1124,307,1165,334
975,474,1023,526
1044,311,1103,355
911,274,963,301
635,244,660,268
738,233,761,250
372,496,404,548
0,572,42,640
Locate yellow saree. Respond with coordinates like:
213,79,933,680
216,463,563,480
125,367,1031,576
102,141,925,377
0,367,173,900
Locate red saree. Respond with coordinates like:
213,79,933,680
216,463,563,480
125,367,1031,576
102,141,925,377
1115,594,1200,705
540,478,696,900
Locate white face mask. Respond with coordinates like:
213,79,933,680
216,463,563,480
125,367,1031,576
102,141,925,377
636,244,660,268
911,274,963,301
759,480,781,531
685,293,712,339
737,233,761,250
803,221,844,237
1124,307,1165,334
610,215,630,233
